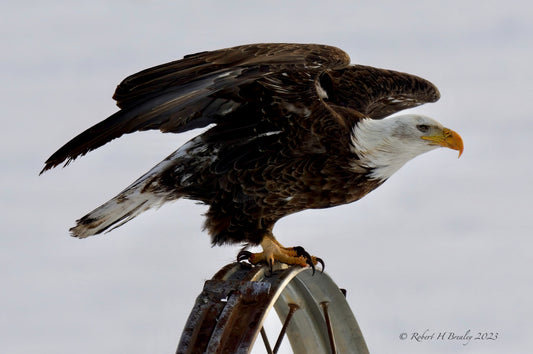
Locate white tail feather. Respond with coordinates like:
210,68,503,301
69,137,204,238
70,187,167,238
69,157,181,238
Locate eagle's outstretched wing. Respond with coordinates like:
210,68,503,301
318,64,440,120
41,43,439,173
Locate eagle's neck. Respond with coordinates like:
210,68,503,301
350,117,425,181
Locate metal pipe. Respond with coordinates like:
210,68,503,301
321,301,337,354
273,303,299,353
260,327,273,354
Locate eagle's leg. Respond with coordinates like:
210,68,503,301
237,234,324,274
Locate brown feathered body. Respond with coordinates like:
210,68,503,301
41,43,440,245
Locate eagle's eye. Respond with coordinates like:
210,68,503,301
416,124,430,133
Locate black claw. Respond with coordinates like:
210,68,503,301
292,246,310,258
316,257,325,273
293,246,318,275
237,250,252,263
306,257,316,275
268,258,274,274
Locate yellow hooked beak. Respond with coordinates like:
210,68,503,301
422,127,464,157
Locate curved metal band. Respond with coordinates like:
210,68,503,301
177,263,369,354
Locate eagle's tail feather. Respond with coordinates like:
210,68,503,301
69,187,167,239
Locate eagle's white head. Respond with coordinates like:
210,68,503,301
351,114,463,181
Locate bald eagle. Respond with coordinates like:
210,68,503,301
41,43,463,271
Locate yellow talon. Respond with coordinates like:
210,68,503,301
237,234,324,274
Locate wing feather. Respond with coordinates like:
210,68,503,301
41,43,349,173
320,64,440,122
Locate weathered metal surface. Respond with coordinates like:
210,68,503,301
273,270,368,354
176,263,369,354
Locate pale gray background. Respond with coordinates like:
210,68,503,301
2,1,532,353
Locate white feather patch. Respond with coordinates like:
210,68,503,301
316,81,329,99
350,115,441,181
